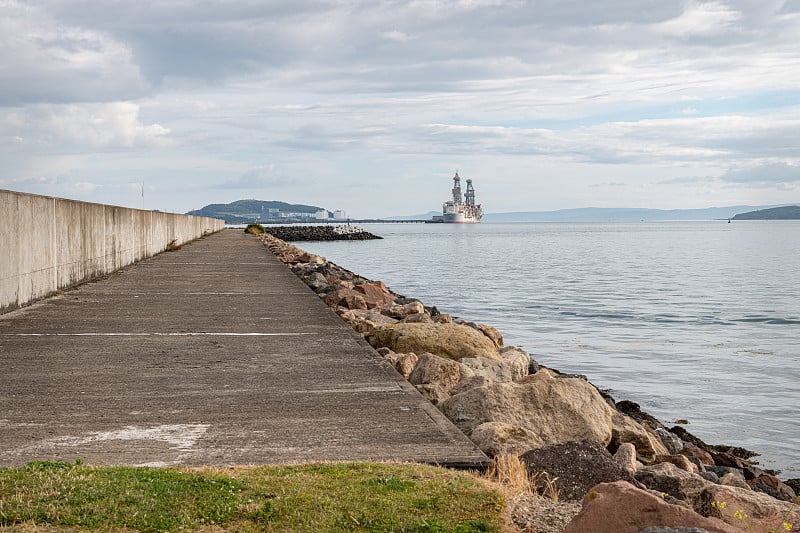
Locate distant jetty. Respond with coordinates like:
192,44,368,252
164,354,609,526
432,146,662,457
732,205,800,220
250,224,382,241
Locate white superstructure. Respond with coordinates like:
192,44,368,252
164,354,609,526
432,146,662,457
442,172,483,223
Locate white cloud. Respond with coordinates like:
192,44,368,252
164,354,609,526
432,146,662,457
655,1,743,37
1,103,170,149
380,30,412,42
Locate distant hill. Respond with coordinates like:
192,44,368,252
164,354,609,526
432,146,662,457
732,205,800,220
188,199,324,224
481,206,778,222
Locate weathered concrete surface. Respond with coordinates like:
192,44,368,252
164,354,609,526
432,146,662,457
0,189,224,314
0,229,488,468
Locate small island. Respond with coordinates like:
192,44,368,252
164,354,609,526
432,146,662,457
732,205,800,220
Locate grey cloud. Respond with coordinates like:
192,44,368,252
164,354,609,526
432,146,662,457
0,1,150,105
5,0,800,213
4,2,711,92
275,122,384,152
214,165,305,190
11,0,796,101
658,175,718,185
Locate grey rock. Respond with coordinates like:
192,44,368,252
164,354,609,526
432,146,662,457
521,439,635,501
655,428,685,454
634,462,712,502
707,466,745,481
785,478,800,496
617,400,666,430
699,471,719,484
719,472,750,489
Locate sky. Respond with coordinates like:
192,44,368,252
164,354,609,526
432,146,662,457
1,0,799,218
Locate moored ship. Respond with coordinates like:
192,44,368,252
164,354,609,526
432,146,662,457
442,172,483,223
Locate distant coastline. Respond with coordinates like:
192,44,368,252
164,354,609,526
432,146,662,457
732,205,800,220
387,204,792,223
192,198,800,224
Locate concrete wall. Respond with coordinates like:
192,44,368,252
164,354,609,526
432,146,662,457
0,190,225,314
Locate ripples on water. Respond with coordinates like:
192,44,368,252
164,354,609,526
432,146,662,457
301,221,800,475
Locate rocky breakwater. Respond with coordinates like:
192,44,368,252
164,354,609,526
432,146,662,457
255,230,800,533
260,224,382,241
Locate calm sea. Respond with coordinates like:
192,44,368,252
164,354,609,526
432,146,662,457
300,221,800,475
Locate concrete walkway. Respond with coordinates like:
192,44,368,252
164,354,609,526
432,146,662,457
0,229,488,468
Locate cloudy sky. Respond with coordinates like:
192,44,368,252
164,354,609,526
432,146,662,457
2,0,799,218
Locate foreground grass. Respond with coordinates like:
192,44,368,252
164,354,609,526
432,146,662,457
0,461,504,532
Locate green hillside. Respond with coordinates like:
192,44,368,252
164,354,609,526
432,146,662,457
188,199,324,224
732,205,800,220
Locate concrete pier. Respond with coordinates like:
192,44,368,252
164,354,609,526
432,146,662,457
0,229,488,468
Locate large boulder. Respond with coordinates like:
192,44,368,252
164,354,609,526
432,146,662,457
414,384,450,405
438,370,616,447
382,352,418,379
658,454,700,475
383,300,425,319
407,353,462,394
521,440,635,501
337,308,398,333
499,346,531,381
613,442,640,474
748,474,796,501
305,271,329,292
325,287,368,310
610,412,671,465
635,462,713,503
681,444,715,466
353,281,396,309
462,321,504,348
656,428,686,455
469,422,538,457
697,484,800,533
402,312,434,323
564,481,741,533
365,323,501,361
458,356,513,383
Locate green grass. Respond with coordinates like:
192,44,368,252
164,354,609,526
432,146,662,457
244,224,266,235
0,462,504,532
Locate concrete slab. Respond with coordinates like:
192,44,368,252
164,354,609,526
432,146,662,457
0,229,488,468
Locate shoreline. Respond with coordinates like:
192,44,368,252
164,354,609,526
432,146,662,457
255,230,800,530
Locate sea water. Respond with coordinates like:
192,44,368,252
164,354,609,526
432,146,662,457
300,221,800,475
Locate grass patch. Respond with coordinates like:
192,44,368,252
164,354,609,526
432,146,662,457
0,462,504,532
244,223,266,235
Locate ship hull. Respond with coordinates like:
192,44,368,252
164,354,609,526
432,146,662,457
442,212,480,223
